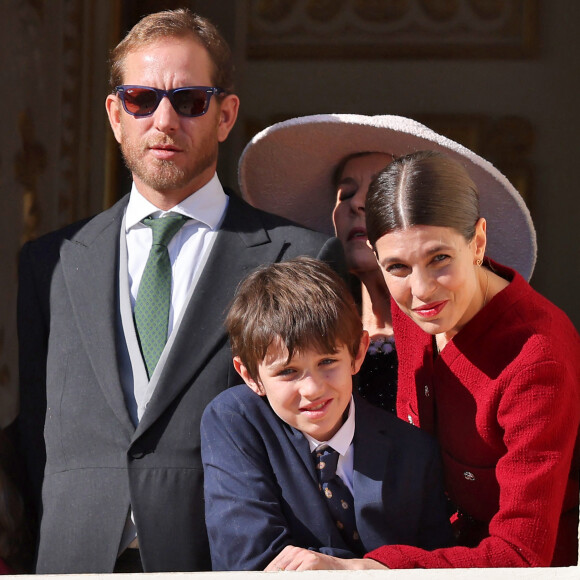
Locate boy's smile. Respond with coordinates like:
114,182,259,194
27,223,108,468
235,336,368,442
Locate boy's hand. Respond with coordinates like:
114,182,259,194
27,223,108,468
264,545,387,571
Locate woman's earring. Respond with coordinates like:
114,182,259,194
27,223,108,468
475,259,483,267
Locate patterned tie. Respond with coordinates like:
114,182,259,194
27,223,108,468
313,445,365,555
134,214,188,378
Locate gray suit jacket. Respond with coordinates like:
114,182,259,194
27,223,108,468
16,191,344,574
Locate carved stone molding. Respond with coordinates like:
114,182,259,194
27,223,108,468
248,0,539,58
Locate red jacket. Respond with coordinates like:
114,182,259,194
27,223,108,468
367,261,580,568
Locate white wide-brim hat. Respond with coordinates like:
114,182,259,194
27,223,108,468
238,113,537,281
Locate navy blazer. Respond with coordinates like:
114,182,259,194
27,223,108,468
201,385,453,570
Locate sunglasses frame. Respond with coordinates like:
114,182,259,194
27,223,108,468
114,85,226,118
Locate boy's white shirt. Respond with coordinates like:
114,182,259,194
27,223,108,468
304,396,356,494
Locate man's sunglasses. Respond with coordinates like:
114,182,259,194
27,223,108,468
114,85,226,118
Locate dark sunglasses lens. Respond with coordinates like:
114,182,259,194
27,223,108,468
123,88,159,115
172,89,209,117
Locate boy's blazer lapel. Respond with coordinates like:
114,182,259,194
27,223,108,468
352,395,394,547
58,196,134,434
286,424,318,483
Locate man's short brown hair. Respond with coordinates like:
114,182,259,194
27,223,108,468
225,257,363,384
109,8,235,93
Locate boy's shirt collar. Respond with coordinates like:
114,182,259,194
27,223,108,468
304,396,355,456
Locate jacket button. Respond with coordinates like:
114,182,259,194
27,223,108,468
463,471,476,481
129,447,145,459
407,414,414,425
424,385,430,397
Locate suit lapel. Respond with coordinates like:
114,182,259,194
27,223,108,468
135,196,280,436
286,425,318,483
352,397,392,545
59,197,134,434
284,423,345,548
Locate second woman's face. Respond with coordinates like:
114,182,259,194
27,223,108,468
373,221,486,340
332,153,393,275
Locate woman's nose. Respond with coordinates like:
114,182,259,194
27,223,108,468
411,270,436,301
350,189,366,213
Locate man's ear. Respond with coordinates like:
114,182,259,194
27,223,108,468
233,356,265,396
105,94,123,144
216,94,239,143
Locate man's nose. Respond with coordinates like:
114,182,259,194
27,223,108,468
153,96,179,131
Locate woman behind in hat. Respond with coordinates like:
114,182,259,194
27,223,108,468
331,151,398,413
266,150,579,570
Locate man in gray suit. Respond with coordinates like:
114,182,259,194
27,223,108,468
15,8,342,574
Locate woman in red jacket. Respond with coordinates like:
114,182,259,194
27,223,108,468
266,150,579,570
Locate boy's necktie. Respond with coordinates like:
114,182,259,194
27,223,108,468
313,445,365,556
134,214,188,378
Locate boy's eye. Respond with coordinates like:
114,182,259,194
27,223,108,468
320,358,337,366
276,368,295,377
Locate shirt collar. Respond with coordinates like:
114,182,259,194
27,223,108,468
125,173,228,231
304,396,355,456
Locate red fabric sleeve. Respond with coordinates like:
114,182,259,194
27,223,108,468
366,357,580,568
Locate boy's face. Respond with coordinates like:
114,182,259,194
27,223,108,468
234,334,369,442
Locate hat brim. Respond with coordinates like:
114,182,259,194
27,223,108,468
238,113,537,281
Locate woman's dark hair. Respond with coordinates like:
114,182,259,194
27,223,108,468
366,150,480,247
332,151,390,189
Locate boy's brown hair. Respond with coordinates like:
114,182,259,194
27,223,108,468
225,257,362,384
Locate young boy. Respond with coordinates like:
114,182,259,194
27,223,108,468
201,257,452,571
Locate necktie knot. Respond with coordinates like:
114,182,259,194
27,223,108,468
314,445,340,483
143,214,188,247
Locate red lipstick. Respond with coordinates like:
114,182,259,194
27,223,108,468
413,301,447,318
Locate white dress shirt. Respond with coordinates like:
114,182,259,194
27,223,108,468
125,173,228,335
304,396,356,494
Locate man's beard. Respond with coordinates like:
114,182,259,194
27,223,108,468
120,136,217,194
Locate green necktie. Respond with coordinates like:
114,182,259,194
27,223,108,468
134,214,188,378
